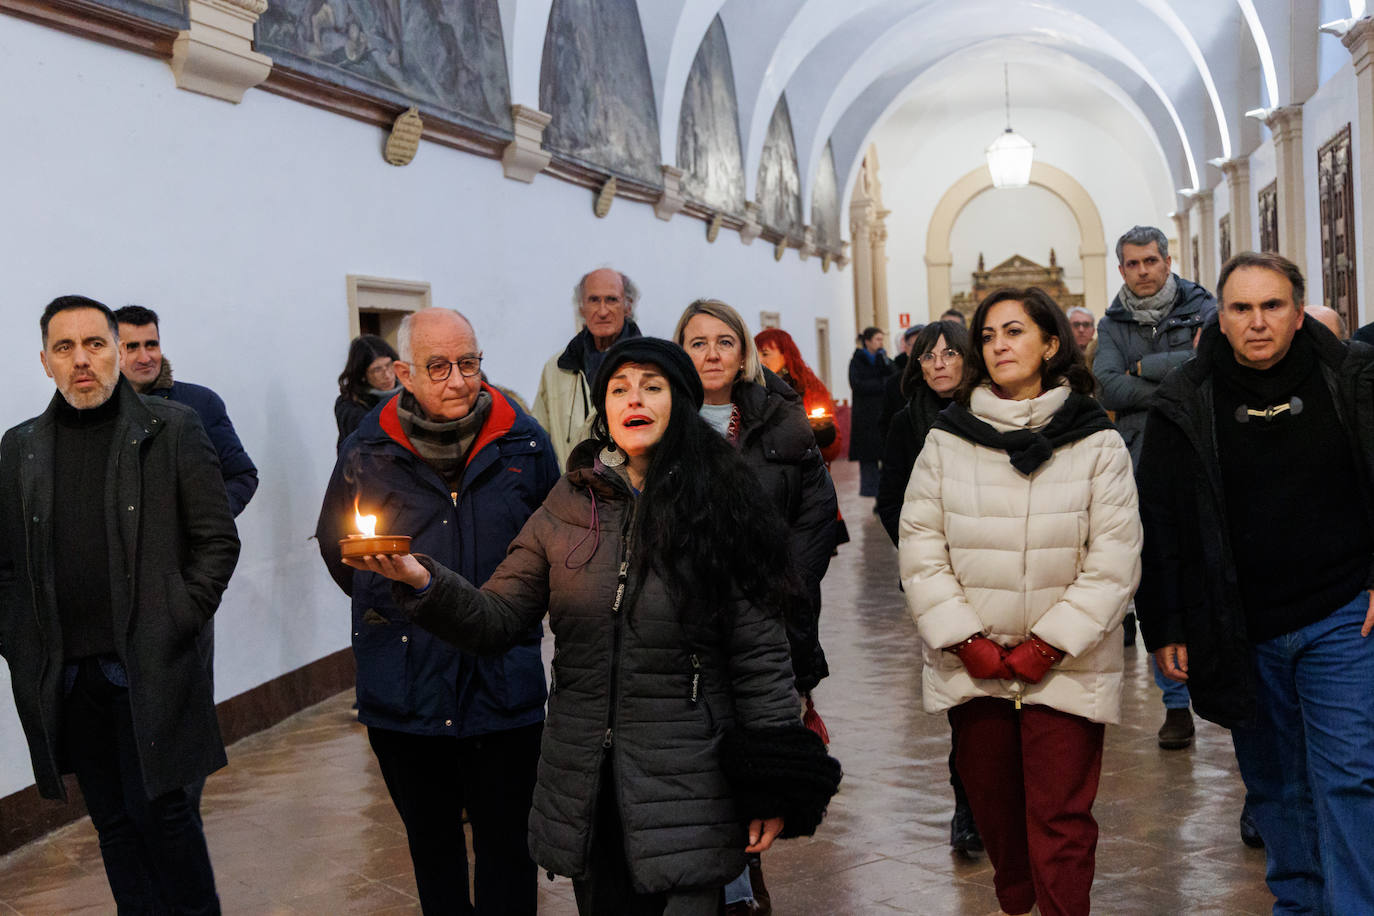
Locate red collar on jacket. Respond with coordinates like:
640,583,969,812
378,383,516,466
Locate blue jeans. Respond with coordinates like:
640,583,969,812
1151,653,1191,709
723,864,753,906
1230,592,1374,915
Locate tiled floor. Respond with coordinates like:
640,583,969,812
0,461,1273,914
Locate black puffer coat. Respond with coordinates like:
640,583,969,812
397,448,801,893
875,385,950,546
733,373,838,691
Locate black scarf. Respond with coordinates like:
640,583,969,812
933,390,1113,475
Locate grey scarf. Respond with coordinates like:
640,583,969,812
1117,273,1179,326
396,389,492,489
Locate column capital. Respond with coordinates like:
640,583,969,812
653,165,686,221
169,0,272,103
502,105,553,183
1340,17,1374,72
1264,105,1304,142
1215,157,1250,184
738,202,763,245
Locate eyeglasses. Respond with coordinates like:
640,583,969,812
420,356,483,382
1069,321,1094,329
918,348,961,364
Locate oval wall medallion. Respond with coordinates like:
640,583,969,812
384,107,424,166
594,177,618,218
706,213,723,243
774,239,787,261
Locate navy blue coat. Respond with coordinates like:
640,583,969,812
317,387,559,737
147,378,258,517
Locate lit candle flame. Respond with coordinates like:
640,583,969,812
355,511,377,538
809,407,827,419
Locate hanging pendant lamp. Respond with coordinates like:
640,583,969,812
986,64,1034,189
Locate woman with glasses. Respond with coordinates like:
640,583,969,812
875,319,970,543
343,337,840,915
900,288,1141,916
334,334,402,450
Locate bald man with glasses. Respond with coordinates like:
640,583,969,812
317,308,561,914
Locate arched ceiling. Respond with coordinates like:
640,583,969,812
497,0,1354,240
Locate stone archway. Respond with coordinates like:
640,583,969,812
924,162,1109,319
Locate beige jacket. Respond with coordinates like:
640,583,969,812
898,384,1142,724
531,352,593,471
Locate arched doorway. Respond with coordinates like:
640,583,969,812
924,162,1109,319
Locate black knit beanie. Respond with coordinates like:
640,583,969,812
590,336,704,416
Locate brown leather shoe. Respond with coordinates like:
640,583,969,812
1158,707,1195,749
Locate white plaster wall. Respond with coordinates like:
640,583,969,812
875,103,1172,323
0,17,851,798
1299,59,1362,320
1247,139,1277,253
948,187,1083,295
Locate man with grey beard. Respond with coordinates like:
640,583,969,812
0,295,239,914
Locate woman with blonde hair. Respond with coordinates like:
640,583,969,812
674,300,839,913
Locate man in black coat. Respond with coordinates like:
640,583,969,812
847,326,892,498
1136,253,1374,914
0,296,240,913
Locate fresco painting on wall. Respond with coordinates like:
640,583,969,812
256,0,512,134
540,0,662,186
678,16,746,215
812,141,841,250
757,95,804,238
86,0,187,28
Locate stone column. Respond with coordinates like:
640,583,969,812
849,212,875,334
1197,190,1217,291
1218,158,1253,251
1342,18,1374,324
870,210,891,330
1170,209,1191,278
1080,240,1109,314
1265,105,1307,267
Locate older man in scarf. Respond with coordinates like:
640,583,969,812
1094,225,1218,756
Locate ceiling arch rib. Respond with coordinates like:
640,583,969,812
827,41,1179,234
785,7,1203,231
1234,0,1281,107
731,0,1225,205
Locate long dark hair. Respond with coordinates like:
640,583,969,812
337,335,399,403
899,319,971,399
959,287,1095,402
589,370,801,629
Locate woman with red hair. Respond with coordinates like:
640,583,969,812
755,328,844,464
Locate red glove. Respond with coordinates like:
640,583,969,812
1005,636,1065,684
952,636,1013,679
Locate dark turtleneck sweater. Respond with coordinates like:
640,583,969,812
1212,333,1373,641
53,384,121,660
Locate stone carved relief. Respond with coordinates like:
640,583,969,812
949,253,1083,316
677,16,745,215
756,95,803,238
256,0,512,133
811,141,840,250
540,0,661,186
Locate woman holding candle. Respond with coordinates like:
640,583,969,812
347,337,840,916
899,288,1141,916
754,327,843,464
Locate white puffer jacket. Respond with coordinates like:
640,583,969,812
899,384,1142,724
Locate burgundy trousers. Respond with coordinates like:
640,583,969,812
949,697,1105,916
